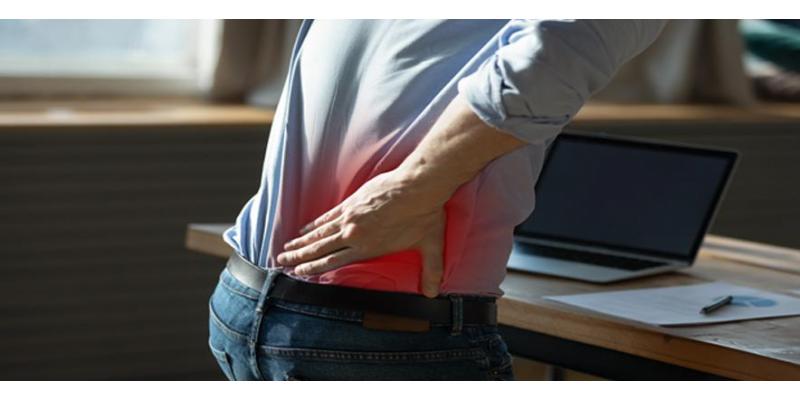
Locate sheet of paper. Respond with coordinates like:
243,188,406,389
545,282,800,326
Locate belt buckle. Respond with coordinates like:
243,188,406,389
362,312,431,333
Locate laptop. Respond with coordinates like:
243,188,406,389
508,131,738,283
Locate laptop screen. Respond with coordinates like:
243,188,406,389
515,132,737,262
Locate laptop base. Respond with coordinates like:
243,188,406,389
507,244,689,283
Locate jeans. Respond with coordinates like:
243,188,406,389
207,268,515,380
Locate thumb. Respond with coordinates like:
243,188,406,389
419,217,445,298
420,243,443,298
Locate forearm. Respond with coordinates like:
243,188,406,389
395,94,527,205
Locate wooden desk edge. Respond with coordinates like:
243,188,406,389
0,101,274,129
185,223,800,380
186,224,234,258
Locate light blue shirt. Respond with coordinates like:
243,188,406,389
224,20,665,295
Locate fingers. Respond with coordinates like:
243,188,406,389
419,213,445,298
277,231,347,266
283,216,343,251
293,248,357,276
419,242,444,298
299,204,344,235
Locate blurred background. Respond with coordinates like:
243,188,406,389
1,19,799,380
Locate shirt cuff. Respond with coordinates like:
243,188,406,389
457,55,568,144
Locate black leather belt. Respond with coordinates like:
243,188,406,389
225,252,497,329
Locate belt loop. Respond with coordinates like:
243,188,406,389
449,295,463,336
247,267,281,380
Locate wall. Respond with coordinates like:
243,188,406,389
0,125,267,379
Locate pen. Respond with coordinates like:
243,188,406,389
700,295,734,315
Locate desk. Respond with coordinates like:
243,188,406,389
186,223,800,380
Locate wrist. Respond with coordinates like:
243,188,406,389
394,155,465,207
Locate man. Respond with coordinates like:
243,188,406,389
208,19,665,380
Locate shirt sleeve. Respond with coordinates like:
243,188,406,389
458,19,667,143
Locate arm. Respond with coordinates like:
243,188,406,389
277,20,666,297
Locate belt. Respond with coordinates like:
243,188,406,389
225,252,497,330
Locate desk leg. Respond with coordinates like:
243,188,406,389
544,365,565,381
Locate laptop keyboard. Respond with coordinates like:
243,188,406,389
518,243,664,271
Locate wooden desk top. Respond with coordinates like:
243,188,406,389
186,223,800,380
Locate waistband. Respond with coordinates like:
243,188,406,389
225,252,497,330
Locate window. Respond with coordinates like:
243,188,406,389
0,20,221,97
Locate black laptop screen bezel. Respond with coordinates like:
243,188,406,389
514,131,738,263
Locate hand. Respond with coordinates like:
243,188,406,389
276,168,448,298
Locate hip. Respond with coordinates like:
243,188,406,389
207,267,514,380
